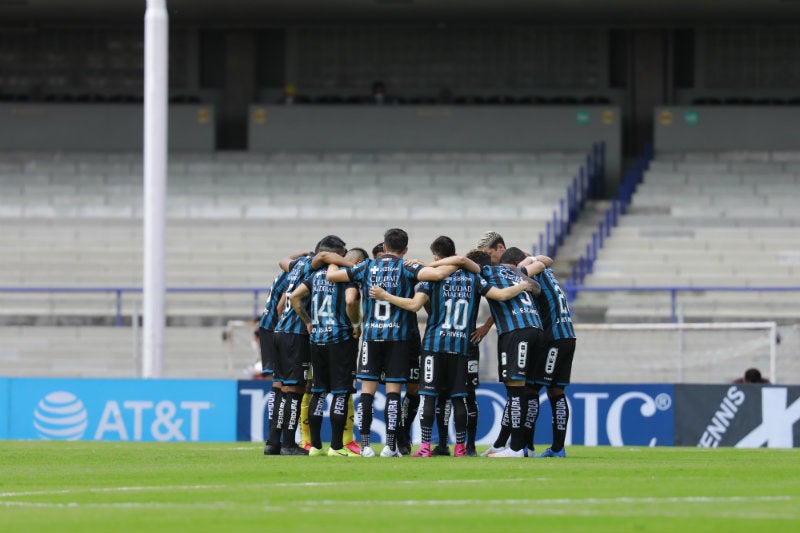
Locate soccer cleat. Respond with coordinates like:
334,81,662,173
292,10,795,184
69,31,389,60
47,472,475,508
344,441,362,455
465,445,478,457
432,444,451,456
488,447,525,458
263,443,281,455
301,441,312,452
535,447,566,458
328,447,359,457
412,443,432,458
398,444,411,456
360,445,376,458
454,444,466,457
480,445,505,457
280,444,310,456
380,445,403,458
308,446,325,457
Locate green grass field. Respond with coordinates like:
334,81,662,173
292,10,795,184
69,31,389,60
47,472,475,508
1,442,798,533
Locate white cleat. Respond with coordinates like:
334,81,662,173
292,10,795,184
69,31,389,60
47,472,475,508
360,445,376,458
480,445,506,457
380,445,403,458
488,447,525,458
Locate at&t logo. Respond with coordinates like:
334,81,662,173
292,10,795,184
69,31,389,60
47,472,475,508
34,391,88,440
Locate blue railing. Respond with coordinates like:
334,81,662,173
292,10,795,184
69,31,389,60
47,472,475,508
532,141,605,258
560,285,800,323
568,143,654,286
2,285,799,326
0,286,267,326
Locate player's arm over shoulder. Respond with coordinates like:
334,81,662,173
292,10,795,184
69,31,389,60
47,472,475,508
369,285,429,312
278,251,310,272
425,255,480,274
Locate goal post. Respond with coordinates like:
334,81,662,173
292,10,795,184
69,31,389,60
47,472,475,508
224,319,780,385
223,319,261,379
572,321,778,384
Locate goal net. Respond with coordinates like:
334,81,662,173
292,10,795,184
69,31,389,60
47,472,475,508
222,319,262,379
225,319,781,384
568,322,779,384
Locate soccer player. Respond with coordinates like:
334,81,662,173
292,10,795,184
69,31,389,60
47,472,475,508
290,247,364,457
368,242,424,457
269,235,347,456
326,228,454,457
516,250,576,458
425,249,546,457
258,256,302,455
475,231,507,266
370,236,536,458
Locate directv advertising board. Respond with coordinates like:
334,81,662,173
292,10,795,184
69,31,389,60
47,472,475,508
234,382,674,447
8,378,236,441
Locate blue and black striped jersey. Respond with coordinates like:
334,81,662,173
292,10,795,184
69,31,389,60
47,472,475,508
417,269,490,355
276,256,316,336
302,268,358,344
345,254,422,341
258,270,290,331
480,264,542,335
534,268,576,339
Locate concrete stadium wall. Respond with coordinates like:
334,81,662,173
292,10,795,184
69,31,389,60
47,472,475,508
248,105,622,184
0,104,215,152
654,106,800,152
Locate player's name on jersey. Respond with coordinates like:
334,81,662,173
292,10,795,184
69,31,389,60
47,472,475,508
440,330,467,338
366,321,401,329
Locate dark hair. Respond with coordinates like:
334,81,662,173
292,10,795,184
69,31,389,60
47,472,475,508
499,246,528,266
744,368,763,383
466,248,491,267
429,235,456,259
315,235,347,254
371,242,384,258
383,228,408,254
346,247,369,263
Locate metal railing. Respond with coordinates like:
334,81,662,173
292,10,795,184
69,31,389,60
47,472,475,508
561,285,800,323
0,286,266,326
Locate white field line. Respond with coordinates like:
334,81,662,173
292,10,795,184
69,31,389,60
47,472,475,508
3,496,798,520
0,478,533,499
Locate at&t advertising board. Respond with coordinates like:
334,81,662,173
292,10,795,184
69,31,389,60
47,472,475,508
8,378,236,442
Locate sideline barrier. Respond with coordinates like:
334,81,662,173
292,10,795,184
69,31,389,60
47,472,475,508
3,378,797,447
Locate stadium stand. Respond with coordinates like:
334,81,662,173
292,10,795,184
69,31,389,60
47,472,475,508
575,150,800,323
0,149,586,324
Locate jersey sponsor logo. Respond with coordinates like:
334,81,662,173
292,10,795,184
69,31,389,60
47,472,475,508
517,341,528,370
545,347,558,374
423,355,435,384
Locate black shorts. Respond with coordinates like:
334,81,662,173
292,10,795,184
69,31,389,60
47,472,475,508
407,331,422,383
530,337,576,388
419,351,468,397
467,344,480,390
258,328,276,377
274,331,311,386
357,340,409,383
496,327,546,383
310,338,358,394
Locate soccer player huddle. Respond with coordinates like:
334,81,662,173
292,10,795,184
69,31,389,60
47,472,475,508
257,228,576,458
